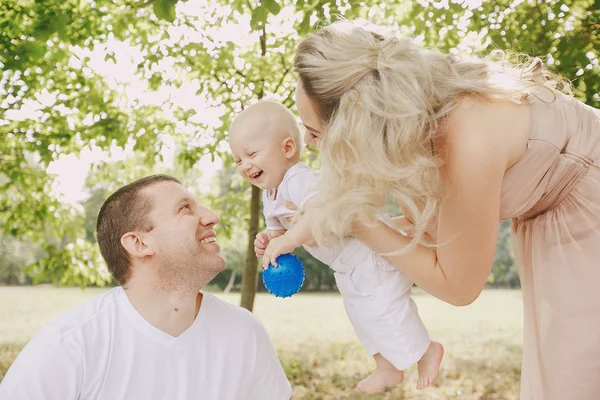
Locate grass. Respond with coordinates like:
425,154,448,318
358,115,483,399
0,285,523,399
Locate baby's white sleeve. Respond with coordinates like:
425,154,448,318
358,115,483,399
265,214,285,231
262,191,285,231
279,167,320,208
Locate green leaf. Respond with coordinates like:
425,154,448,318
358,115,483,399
250,6,267,31
153,0,177,22
32,21,54,41
149,72,163,90
104,51,117,63
22,42,46,60
263,0,282,16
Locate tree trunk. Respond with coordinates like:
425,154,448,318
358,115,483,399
223,269,236,294
240,25,267,312
240,185,262,311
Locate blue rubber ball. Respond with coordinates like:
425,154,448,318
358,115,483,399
262,253,305,298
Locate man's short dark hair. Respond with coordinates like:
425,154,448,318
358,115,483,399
96,174,181,285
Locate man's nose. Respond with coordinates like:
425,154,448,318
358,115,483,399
198,208,220,226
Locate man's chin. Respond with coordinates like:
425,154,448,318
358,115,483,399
214,254,227,272
205,255,227,275
213,253,227,269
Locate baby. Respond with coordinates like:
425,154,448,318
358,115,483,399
228,100,444,394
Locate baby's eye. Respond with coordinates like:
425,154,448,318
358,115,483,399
235,159,241,165
249,152,257,157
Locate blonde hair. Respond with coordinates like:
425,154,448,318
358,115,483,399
229,99,303,158
293,20,571,251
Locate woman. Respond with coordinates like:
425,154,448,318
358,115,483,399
291,21,600,400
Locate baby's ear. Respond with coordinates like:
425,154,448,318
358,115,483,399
282,136,297,159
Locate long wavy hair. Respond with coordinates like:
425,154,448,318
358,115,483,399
293,20,571,252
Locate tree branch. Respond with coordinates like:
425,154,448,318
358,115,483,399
273,53,290,93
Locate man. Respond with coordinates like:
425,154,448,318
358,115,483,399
0,175,292,400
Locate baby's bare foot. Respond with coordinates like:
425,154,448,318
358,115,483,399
417,341,444,389
356,368,404,394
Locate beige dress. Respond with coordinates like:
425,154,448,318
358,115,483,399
500,90,600,400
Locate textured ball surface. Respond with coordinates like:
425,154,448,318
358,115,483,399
262,253,305,298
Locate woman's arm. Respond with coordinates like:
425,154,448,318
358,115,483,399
261,199,317,268
355,101,511,306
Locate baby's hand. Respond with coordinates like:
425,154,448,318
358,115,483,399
262,235,299,269
254,232,270,258
254,230,285,258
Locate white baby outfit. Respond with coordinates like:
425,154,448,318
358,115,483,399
263,162,431,369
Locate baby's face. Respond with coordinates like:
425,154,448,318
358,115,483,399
229,126,292,190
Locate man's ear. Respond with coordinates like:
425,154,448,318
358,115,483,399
281,136,297,160
121,232,155,259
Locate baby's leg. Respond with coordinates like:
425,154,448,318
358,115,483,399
356,353,404,394
416,340,444,389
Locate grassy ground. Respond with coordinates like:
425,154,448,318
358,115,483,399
0,286,523,399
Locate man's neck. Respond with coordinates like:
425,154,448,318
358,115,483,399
123,281,203,337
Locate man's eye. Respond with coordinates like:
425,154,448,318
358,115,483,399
180,204,191,211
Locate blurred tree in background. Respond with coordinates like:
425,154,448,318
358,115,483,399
1,0,597,303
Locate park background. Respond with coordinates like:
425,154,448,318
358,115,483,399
1,0,598,398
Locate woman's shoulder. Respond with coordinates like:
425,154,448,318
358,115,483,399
442,96,530,170
446,96,526,127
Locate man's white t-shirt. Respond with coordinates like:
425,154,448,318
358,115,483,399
0,287,291,400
